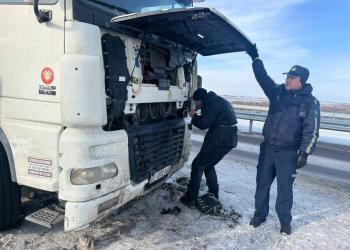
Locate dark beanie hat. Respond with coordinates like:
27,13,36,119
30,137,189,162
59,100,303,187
193,88,207,101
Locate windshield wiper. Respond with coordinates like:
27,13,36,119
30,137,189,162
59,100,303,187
87,0,131,14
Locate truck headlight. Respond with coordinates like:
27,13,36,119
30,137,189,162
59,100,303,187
70,163,118,185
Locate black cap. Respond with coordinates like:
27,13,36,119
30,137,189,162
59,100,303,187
283,65,310,84
193,88,207,101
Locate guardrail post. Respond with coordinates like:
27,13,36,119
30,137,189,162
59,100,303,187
249,119,253,134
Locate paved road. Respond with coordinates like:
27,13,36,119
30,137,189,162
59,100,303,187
192,129,350,188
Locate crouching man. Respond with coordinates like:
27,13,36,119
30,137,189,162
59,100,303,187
180,88,238,207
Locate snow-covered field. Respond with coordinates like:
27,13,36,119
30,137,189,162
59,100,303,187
1,135,349,250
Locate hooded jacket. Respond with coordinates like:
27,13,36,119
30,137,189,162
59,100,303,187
192,91,238,152
253,59,320,154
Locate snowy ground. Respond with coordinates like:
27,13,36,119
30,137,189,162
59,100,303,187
1,133,350,250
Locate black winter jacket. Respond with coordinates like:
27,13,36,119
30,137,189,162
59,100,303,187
252,59,320,154
192,92,238,152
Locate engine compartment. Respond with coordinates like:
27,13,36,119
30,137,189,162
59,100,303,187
140,42,189,88
101,33,196,131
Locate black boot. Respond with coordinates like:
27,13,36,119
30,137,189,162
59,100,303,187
249,212,266,228
280,224,292,235
207,192,219,200
180,194,196,209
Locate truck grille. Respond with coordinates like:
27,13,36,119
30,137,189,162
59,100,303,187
127,119,185,184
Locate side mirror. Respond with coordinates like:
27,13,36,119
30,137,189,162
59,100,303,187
33,0,52,23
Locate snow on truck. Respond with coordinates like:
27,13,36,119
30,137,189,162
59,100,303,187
0,0,252,231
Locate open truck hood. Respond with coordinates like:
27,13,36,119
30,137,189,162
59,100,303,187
111,7,252,56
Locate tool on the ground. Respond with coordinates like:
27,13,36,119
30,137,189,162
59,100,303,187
160,206,181,215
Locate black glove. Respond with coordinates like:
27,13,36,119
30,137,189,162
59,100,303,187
246,43,259,60
297,152,308,169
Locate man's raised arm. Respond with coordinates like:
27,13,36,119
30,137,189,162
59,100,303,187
247,44,278,101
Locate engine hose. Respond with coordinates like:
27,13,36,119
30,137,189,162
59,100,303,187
148,103,158,120
159,102,173,118
137,104,148,122
159,103,166,118
166,102,173,116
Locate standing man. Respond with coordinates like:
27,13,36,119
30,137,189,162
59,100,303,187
180,88,238,207
246,44,320,235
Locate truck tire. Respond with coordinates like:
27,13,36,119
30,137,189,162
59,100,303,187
0,143,21,230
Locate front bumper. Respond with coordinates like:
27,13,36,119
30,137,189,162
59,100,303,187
60,120,191,231
64,179,147,231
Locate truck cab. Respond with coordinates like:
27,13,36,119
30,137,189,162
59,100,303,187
0,0,251,231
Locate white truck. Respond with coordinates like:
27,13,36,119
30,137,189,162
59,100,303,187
0,0,251,231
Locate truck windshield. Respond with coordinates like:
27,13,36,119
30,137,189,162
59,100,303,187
97,0,193,13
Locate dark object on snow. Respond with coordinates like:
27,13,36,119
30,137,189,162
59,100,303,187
249,212,266,228
160,207,181,216
280,224,292,235
196,193,241,222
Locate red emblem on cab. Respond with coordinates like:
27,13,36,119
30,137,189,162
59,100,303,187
41,67,54,85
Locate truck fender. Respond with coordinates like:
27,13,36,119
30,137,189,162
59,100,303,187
0,127,17,182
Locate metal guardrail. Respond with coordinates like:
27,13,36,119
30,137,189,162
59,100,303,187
235,109,350,133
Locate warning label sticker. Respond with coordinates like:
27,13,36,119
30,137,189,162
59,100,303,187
28,157,52,178
38,85,56,96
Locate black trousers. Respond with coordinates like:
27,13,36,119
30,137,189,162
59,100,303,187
254,140,298,225
186,146,232,200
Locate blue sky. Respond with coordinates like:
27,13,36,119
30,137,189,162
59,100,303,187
194,0,350,103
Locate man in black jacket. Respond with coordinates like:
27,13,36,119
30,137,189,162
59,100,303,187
180,88,238,207
246,44,320,235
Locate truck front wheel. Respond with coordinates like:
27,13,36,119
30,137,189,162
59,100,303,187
0,144,21,231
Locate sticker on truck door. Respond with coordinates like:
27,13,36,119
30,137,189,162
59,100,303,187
38,85,56,96
28,157,52,178
38,67,56,95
